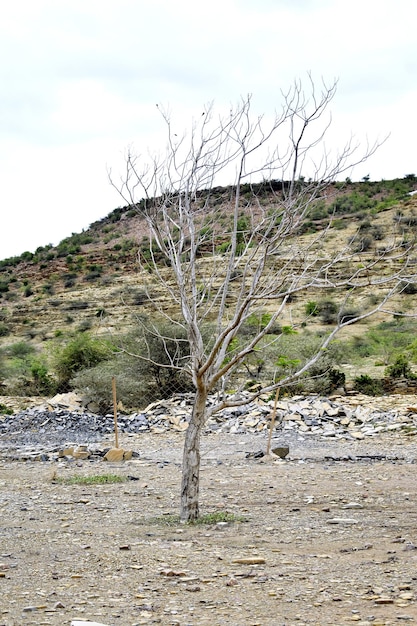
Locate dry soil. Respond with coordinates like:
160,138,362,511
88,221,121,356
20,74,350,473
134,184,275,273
0,430,416,626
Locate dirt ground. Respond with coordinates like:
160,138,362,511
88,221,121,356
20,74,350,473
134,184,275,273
0,429,416,626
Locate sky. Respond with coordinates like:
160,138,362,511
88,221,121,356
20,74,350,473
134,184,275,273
0,0,416,260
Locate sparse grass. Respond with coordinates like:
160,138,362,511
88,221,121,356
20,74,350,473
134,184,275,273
194,511,246,524
53,473,126,485
147,511,247,526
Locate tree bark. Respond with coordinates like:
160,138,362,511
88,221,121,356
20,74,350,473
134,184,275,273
180,385,207,521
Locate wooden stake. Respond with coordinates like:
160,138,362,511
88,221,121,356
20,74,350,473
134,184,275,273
266,387,280,455
112,376,119,449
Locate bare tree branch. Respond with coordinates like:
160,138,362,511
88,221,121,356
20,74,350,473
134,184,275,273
110,77,416,521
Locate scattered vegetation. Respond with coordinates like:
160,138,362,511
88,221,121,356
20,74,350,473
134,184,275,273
53,474,126,485
0,176,416,402
146,511,246,526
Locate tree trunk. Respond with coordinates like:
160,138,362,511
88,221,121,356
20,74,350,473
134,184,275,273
180,385,207,521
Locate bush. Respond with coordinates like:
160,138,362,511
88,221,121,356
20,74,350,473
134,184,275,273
354,374,384,396
30,360,58,395
77,319,93,332
1,345,58,396
65,300,89,310
238,311,279,336
385,354,416,379
72,322,195,411
71,359,153,412
339,308,360,324
42,283,55,295
400,281,417,295
0,322,10,337
83,271,102,282
305,301,319,317
6,342,35,358
318,300,338,324
353,235,374,252
344,319,417,365
255,333,345,396
53,334,113,387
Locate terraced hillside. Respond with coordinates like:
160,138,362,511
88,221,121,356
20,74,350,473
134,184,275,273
1,177,417,409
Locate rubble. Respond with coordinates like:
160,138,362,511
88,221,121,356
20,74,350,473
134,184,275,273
0,392,416,460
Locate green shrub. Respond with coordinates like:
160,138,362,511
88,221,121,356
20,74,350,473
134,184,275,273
1,346,57,396
6,342,35,358
305,301,319,317
30,360,57,394
239,311,279,336
344,319,417,365
53,333,113,387
0,322,10,337
354,374,384,396
253,333,345,396
55,474,126,485
385,354,416,379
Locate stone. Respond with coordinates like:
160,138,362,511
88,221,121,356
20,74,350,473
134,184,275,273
73,447,91,460
327,518,359,525
271,446,289,459
71,622,112,626
374,597,394,604
60,447,74,457
232,557,266,565
103,448,125,462
2,390,417,457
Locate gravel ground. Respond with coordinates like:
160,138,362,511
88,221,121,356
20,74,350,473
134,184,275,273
0,425,416,626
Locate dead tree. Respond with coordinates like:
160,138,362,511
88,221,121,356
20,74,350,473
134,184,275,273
111,77,416,521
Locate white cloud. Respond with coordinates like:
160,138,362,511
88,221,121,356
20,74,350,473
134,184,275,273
0,0,416,259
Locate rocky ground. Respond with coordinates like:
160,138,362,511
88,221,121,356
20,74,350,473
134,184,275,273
0,394,417,626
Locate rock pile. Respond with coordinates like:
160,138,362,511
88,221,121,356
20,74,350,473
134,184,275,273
0,391,416,458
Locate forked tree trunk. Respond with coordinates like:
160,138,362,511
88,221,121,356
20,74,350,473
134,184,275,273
180,385,208,521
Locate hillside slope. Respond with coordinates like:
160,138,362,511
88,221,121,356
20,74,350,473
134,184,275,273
1,177,417,406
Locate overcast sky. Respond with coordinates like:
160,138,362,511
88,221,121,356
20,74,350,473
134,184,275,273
1,0,416,260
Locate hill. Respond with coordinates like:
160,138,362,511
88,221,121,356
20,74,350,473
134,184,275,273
1,176,417,410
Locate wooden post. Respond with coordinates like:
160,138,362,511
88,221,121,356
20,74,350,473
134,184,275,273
112,376,119,449
266,387,280,455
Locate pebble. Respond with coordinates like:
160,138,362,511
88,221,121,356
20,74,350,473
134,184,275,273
327,518,359,525
232,557,266,565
